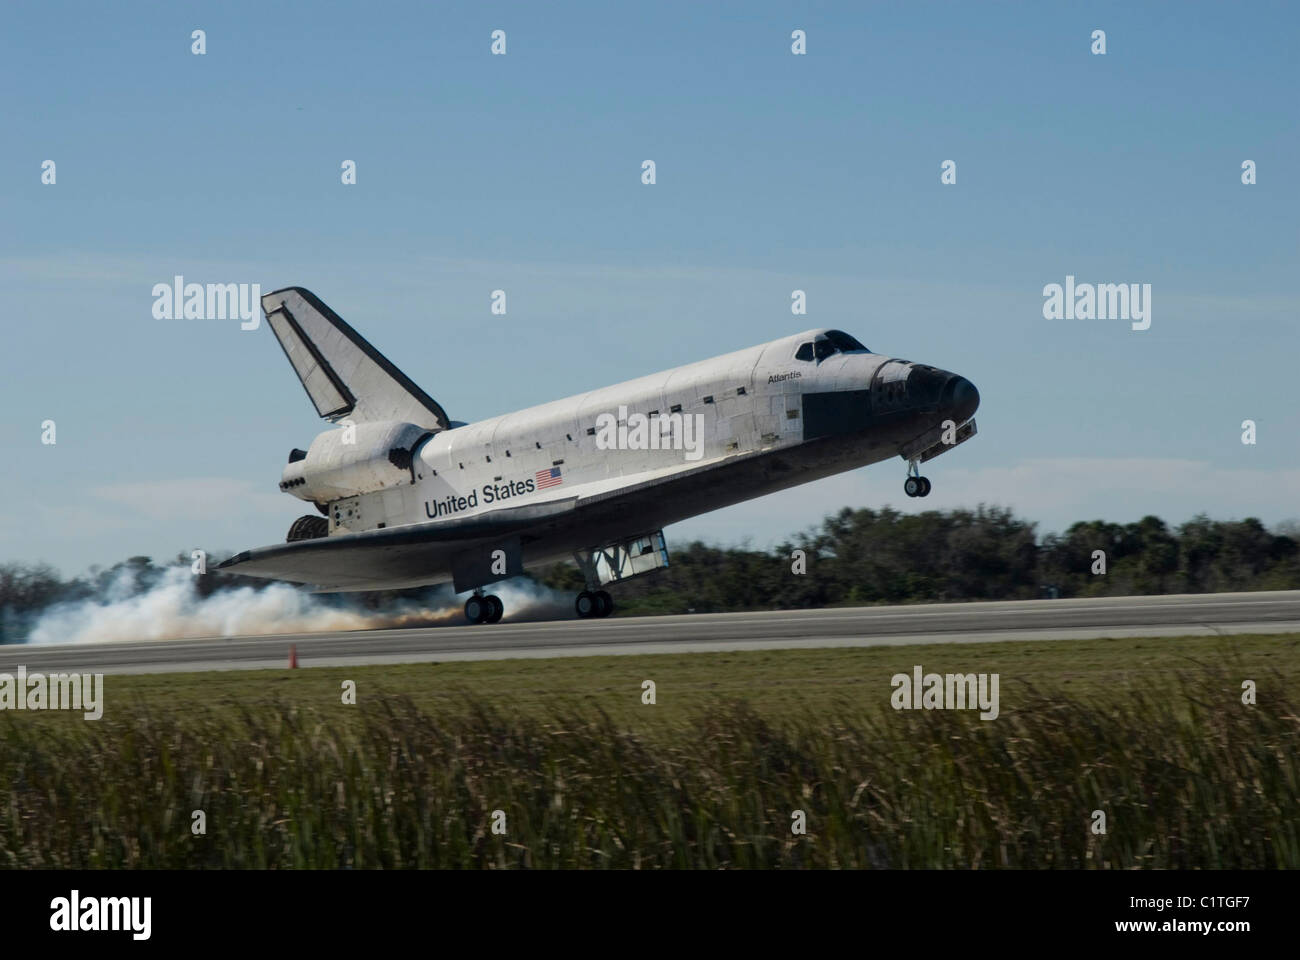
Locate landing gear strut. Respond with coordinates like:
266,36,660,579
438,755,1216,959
575,589,613,619
904,460,932,498
464,592,504,624
571,548,616,619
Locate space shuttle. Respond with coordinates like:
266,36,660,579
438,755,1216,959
218,287,980,623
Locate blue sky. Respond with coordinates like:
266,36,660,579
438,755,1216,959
2,1,1297,576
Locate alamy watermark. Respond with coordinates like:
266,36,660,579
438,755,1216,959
0,665,103,720
151,275,261,330
890,665,999,720
594,405,705,462
50,891,150,940
1042,275,1151,330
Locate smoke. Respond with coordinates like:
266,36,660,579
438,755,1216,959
25,566,575,645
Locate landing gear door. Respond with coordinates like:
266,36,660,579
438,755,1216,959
577,531,670,587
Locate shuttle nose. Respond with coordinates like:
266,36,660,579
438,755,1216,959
941,376,980,423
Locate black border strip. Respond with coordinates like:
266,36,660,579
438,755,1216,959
266,304,357,419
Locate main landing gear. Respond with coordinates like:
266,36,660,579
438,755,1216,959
569,539,649,619
903,461,932,498
464,592,504,624
575,589,614,619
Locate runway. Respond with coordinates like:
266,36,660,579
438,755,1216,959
3,590,1298,676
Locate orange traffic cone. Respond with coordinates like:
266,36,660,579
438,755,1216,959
289,644,298,669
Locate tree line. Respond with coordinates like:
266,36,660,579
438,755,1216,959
538,507,1300,614
2,508,1297,637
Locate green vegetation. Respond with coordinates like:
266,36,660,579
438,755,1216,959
539,508,1300,615
82,631,1300,724
2,634,1296,868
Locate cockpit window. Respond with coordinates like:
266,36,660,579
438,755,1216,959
814,339,837,361
795,342,814,361
825,330,869,352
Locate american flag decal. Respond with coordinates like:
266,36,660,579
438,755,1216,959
536,466,564,489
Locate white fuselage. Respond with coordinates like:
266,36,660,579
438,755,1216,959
233,287,981,596
313,334,884,535
272,326,977,583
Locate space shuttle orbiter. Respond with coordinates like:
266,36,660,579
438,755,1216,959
219,287,979,623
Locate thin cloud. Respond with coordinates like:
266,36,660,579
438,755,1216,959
89,478,286,520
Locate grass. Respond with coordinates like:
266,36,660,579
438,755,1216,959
1,632,1297,868
100,631,1300,726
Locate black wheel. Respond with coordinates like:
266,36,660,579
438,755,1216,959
918,476,932,497
904,476,922,498
286,515,328,542
594,590,613,617
464,595,488,624
484,595,504,623
575,591,598,618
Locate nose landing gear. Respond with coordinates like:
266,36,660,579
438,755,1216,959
904,460,932,498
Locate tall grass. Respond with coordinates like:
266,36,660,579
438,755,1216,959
1,677,1294,868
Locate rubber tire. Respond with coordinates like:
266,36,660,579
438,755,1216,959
918,477,932,497
484,595,504,624
904,476,922,498
575,591,598,618
594,590,613,618
286,515,328,542
465,596,487,624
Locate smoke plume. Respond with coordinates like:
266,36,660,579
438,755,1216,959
25,566,573,644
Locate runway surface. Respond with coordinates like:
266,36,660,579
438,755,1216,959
3,590,1299,676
